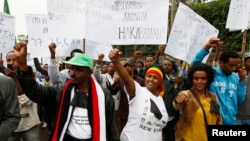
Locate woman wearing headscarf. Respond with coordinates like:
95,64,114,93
109,48,168,141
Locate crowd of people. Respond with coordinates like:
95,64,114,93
0,36,249,141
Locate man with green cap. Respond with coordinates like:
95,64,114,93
13,42,119,141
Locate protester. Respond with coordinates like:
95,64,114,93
109,48,168,141
101,63,108,74
14,42,119,141
161,58,182,141
135,61,145,78
93,54,121,132
117,58,144,133
0,73,20,141
191,37,247,125
237,52,250,125
5,51,41,141
48,42,83,84
173,62,222,141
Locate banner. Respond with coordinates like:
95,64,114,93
226,0,250,30
165,2,219,64
111,0,169,45
0,12,15,54
26,14,83,57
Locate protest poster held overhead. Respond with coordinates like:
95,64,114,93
225,0,250,31
0,12,15,54
165,2,219,65
111,0,169,45
25,14,83,58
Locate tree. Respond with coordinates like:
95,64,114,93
188,0,250,52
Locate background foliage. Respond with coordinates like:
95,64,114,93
188,0,250,52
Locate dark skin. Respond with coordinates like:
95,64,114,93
14,42,92,94
204,37,247,82
109,48,162,99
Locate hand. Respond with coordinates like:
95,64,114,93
216,41,224,51
96,53,104,65
174,91,189,104
238,67,247,82
49,42,57,58
109,48,122,63
157,45,165,54
133,51,142,59
14,42,28,70
204,37,222,50
5,68,17,80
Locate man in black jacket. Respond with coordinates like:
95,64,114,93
14,42,119,141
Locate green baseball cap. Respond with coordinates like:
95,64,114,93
63,53,93,70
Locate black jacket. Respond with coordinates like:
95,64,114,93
17,67,120,141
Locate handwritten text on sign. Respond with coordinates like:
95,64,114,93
112,0,169,45
226,0,250,30
26,14,83,57
0,12,15,54
165,2,219,64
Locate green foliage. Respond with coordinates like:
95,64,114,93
188,0,250,52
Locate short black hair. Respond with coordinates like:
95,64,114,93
219,50,240,63
136,61,144,68
70,49,83,58
6,50,14,60
163,58,178,74
188,62,215,88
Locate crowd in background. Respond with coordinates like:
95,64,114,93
0,36,249,141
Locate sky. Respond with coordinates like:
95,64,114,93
0,0,47,35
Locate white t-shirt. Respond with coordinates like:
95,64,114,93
120,82,168,141
67,107,92,139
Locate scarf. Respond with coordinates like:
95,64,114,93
51,76,106,141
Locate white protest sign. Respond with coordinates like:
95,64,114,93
25,14,51,57
0,12,15,54
165,2,219,65
85,0,114,45
226,0,250,30
85,40,112,62
49,38,83,57
111,0,169,45
26,14,83,57
47,0,86,38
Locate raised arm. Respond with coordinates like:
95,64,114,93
191,37,222,66
47,42,63,84
154,45,165,65
93,53,105,84
109,49,135,99
212,41,224,68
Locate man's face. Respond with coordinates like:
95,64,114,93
162,60,174,74
69,65,92,84
108,63,116,75
101,64,108,74
244,58,250,72
145,57,154,68
6,52,17,67
219,58,240,75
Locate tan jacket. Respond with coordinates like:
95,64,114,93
173,89,222,141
